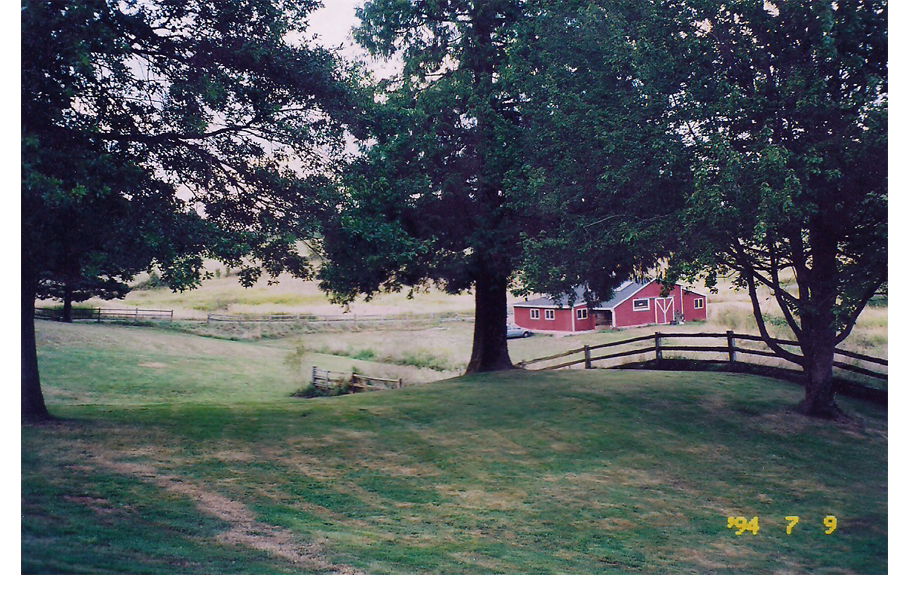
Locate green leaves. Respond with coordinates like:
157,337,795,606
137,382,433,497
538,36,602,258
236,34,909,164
668,0,887,379
23,0,358,303
505,0,691,301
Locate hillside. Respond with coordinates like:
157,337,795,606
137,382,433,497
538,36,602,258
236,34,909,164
23,322,887,574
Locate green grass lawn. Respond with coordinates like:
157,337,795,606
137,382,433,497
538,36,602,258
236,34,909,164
23,321,887,574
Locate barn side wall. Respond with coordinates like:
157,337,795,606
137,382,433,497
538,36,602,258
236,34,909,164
514,305,593,332
680,288,708,322
574,309,596,331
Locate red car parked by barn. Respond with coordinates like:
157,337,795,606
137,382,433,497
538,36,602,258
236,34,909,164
513,280,707,332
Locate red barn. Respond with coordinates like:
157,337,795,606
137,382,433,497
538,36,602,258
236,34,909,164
513,287,596,333
513,281,707,332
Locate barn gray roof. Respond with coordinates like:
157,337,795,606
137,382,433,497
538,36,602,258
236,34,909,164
514,280,652,310
593,280,652,310
514,285,593,309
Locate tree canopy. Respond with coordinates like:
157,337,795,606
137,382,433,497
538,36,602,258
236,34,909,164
318,0,683,371
22,0,359,420
665,0,887,416
503,0,692,302
319,0,529,372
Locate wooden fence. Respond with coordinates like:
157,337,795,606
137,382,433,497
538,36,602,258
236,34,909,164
207,312,473,328
311,366,403,394
36,307,174,323
518,331,888,384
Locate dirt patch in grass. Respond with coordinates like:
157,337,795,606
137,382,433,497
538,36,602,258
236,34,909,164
210,450,257,463
698,395,729,413
88,452,358,573
674,443,730,461
449,551,515,571
674,547,734,571
473,429,533,456
271,452,344,482
751,410,816,435
63,495,134,520
138,362,168,369
593,517,639,531
435,485,529,510
674,539,765,572
779,476,835,499
41,387,91,405
354,455,442,479
412,428,465,449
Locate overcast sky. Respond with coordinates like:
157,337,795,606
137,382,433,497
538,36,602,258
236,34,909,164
309,0,363,51
308,1,401,79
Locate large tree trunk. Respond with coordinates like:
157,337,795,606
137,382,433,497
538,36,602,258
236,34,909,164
797,221,843,419
798,318,842,418
797,297,842,418
465,270,514,374
799,344,839,418
22,264,52,422
62,283,73,323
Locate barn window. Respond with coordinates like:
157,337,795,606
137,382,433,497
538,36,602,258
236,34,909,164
694,298,704,310
576,308,588,320
530,309,540,320
633,298,650,311
545,309,555,320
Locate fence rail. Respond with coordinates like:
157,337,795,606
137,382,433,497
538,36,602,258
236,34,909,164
36,307,173,323
350,373,404,392
311,366,403,394
518,331,887,385
208,312,473,327
311,367,352,392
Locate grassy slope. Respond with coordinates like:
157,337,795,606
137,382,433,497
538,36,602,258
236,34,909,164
23,322,887,574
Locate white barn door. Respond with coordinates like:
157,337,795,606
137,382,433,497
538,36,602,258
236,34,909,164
655,297,674,325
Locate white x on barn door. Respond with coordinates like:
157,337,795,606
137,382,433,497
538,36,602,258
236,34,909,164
655,297,674,325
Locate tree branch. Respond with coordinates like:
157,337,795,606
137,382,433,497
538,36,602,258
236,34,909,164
765,233,803,339
834,278,885,345
735,242,804,365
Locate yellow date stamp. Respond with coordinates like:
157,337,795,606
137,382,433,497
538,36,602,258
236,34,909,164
726,515,837,535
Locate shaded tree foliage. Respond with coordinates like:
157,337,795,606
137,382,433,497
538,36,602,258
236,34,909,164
22,0,357,421
319,0,527,373
665,0,887,417
504,0,692,304
318,0,681,370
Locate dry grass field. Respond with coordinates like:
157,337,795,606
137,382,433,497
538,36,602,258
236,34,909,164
40,268,886,392
58,266,887,357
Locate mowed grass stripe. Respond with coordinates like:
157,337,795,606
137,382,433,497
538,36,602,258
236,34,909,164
23,323,887,574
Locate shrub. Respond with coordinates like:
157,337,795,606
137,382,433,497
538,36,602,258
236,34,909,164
868,296,888,308
133,271,167,290
291,381,352,398
351,348,378,361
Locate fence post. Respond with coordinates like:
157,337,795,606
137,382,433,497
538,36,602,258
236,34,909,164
398,378,403,389
584,345,592,369
312,366,317,387
655,332,663,365
96,308,101,323
726,331,736,366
